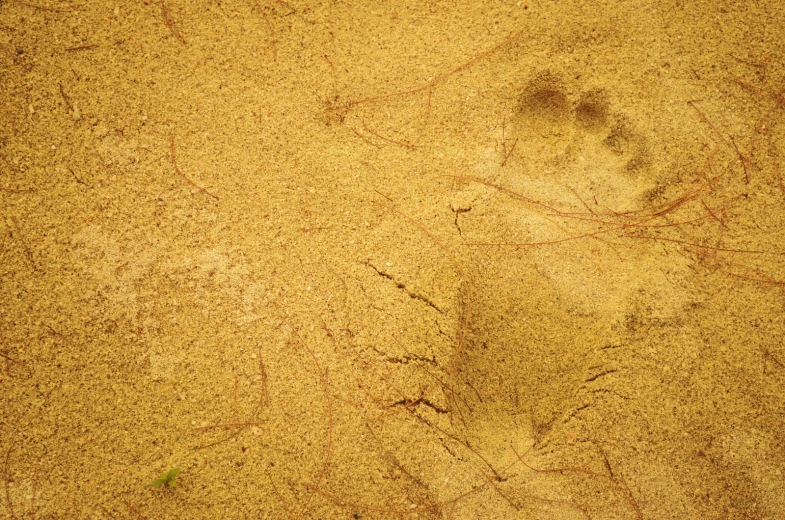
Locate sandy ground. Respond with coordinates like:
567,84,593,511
2,0,785,518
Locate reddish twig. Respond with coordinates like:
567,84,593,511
161,1,187,45
728,135,751,184
29,459,38,520
348,29,525,109
761,348,785,370
3,447,15,520
258,352,270,408
96,504,118,519
64,44,99,52
512,446,643,520
123,502,148,520
501,138,518,167
441,174,564,214
10,217,36,270
277,316,334,518
349,127,381,148
168,132,219,200
193,421,264,432
361,121,416,150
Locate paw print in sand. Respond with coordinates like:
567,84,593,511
452,70,691,321
510,71,653,213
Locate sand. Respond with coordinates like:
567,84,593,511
1,0,784,518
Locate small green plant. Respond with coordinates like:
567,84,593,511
151,467,181,488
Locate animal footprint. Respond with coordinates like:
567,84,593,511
507,71,654,214
451,70,691,320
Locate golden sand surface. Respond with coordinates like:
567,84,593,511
1,1,784,518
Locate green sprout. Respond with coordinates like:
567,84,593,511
151,468,181,488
